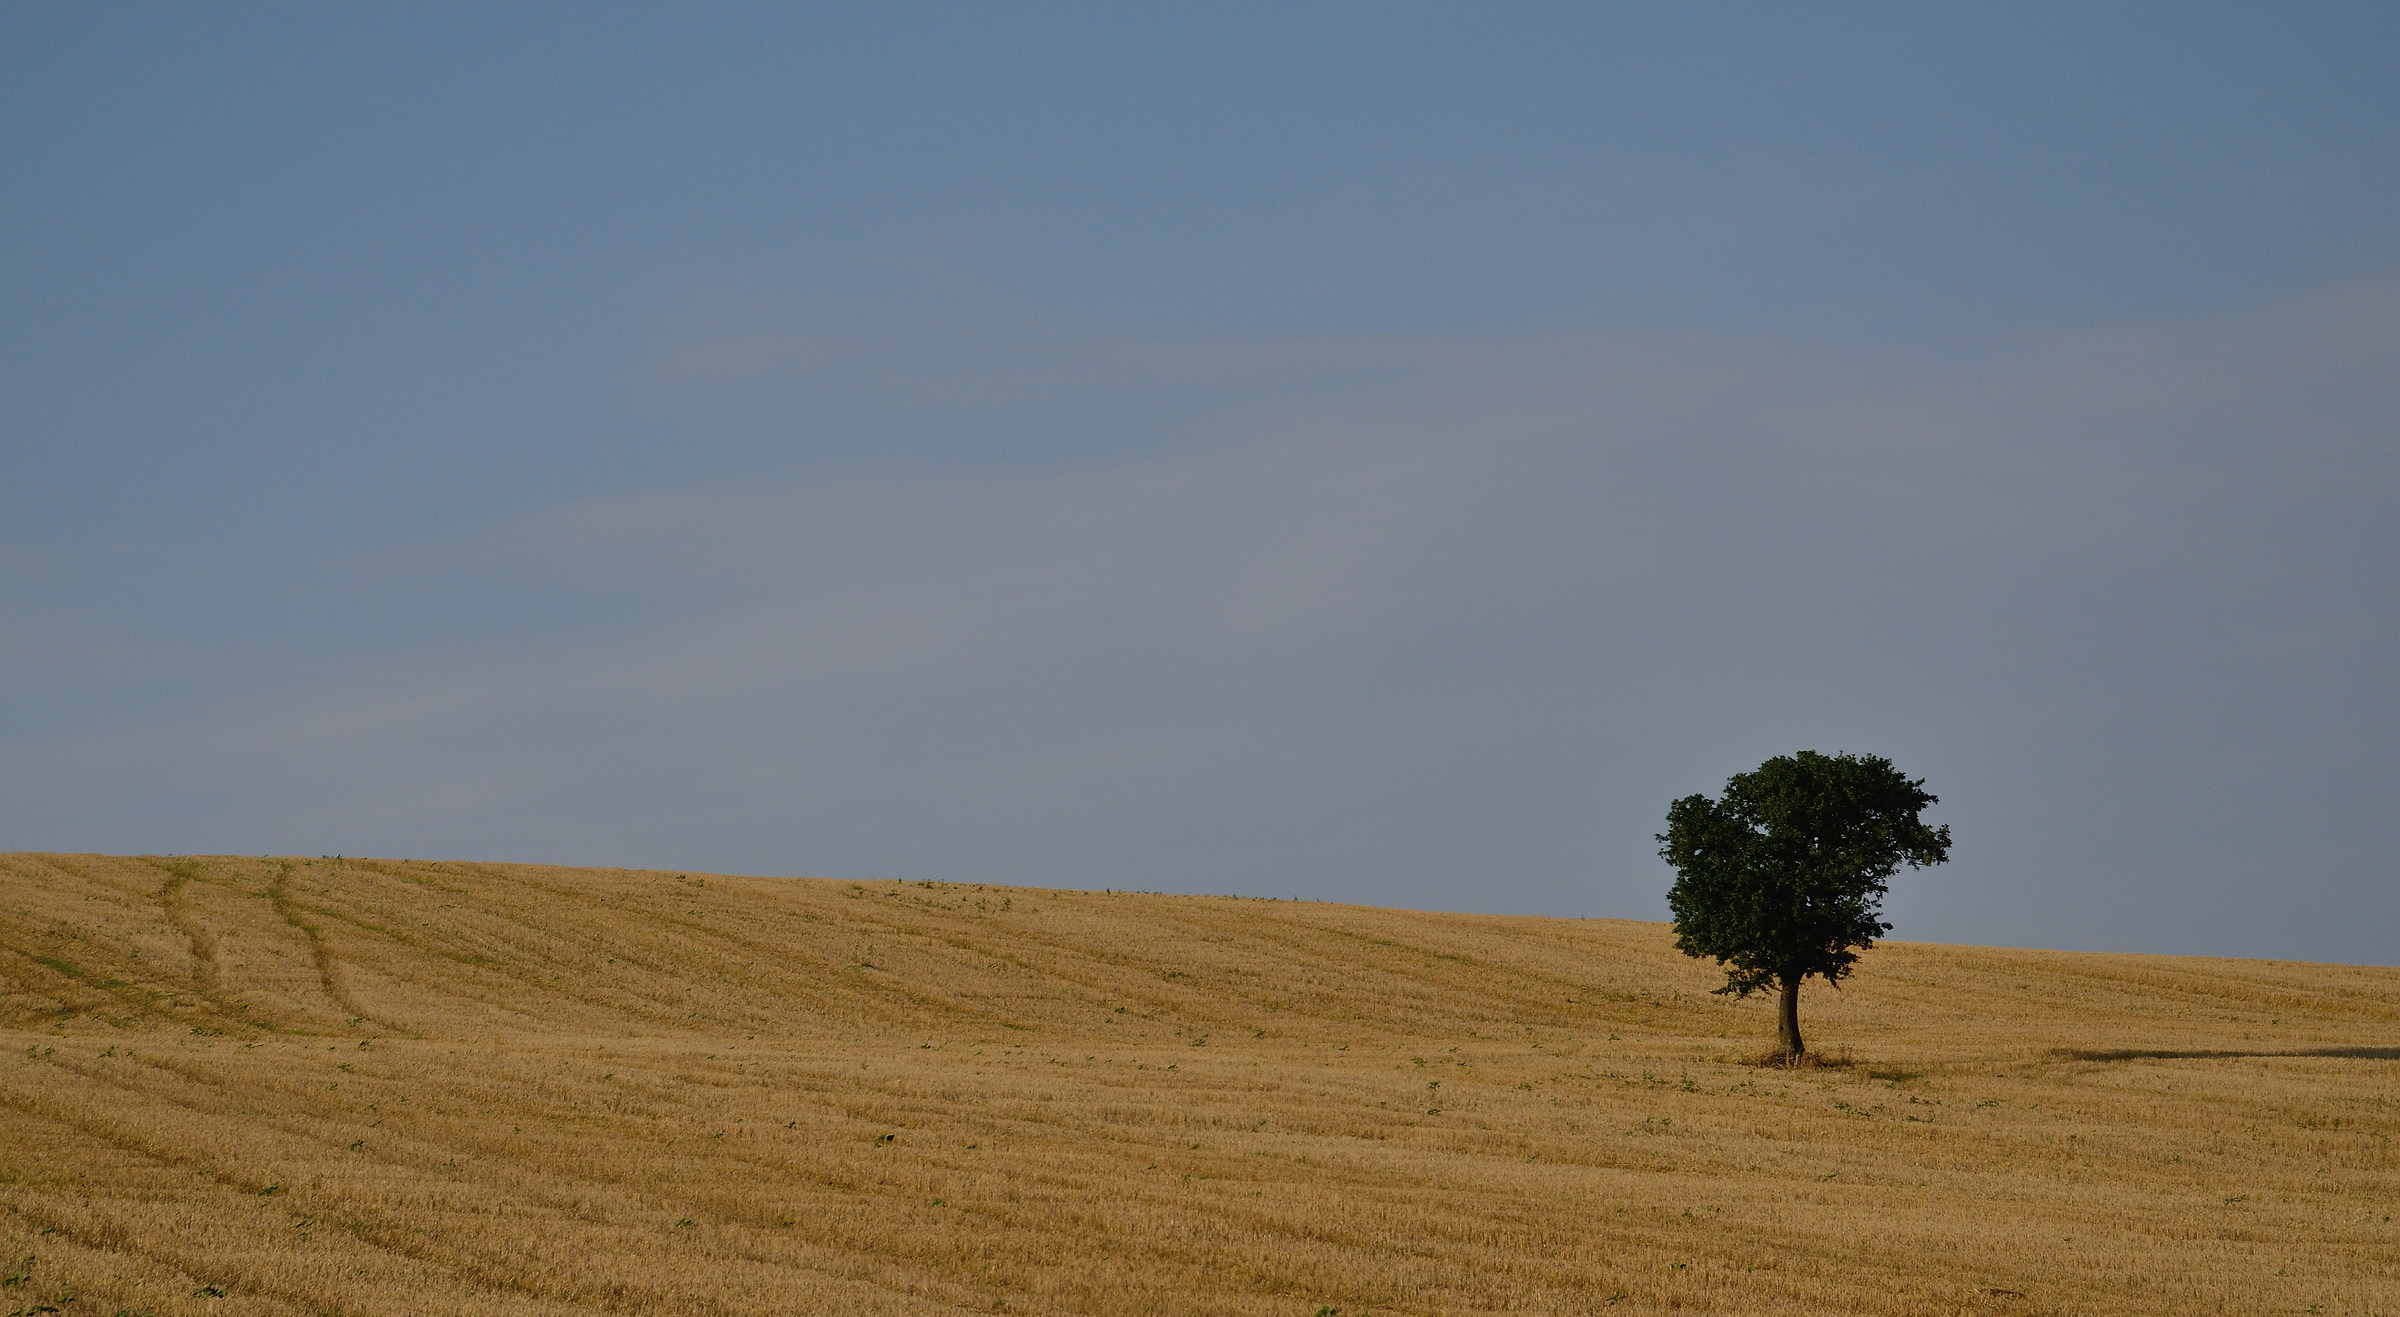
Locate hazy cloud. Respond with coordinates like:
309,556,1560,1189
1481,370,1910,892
5,276,2394,962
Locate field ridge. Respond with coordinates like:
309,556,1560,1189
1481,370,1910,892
1,853,2394,1315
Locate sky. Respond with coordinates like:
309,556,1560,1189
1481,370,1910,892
4,3,2396,964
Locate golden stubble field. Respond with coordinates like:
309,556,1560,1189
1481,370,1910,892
0,854,2393,1316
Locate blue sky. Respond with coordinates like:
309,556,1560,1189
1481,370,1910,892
5,4,2396,962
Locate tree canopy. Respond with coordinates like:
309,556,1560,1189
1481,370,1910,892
1659,750,1951,1056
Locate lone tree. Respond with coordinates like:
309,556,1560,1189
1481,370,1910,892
1659,751,1950,1059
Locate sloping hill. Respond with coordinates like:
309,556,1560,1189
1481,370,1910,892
2,853,2394,1315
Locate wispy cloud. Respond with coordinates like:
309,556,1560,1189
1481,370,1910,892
6,275,2394,961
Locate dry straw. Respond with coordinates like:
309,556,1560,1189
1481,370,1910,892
1,854,2394,1315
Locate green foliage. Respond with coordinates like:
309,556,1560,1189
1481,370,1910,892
1659,751,1950,998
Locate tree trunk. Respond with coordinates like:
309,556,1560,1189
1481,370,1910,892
1777,977,1804,1059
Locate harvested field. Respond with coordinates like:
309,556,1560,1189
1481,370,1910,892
1,852,2394,1315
